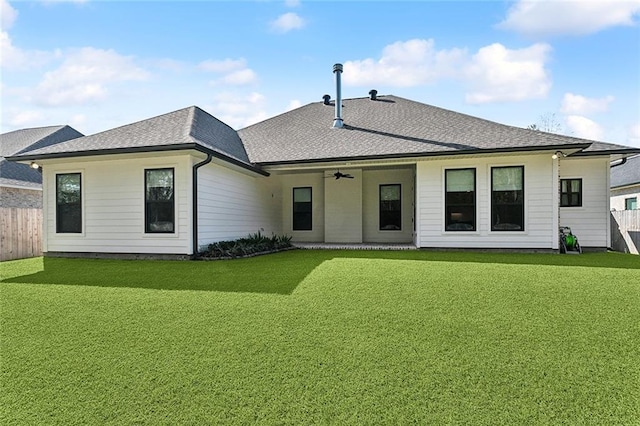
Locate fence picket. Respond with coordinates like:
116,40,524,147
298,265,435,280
0,208,43,261
610,210,640,254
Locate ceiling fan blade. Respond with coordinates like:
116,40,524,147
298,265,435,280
344,175,354,178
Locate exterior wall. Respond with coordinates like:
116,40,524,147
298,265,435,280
362,168,414,243
559,157,611,248
0,186,42,208
416,153,556,249
280,172,325,242
325,168,363,243
611,186,640,211
42,153,192,255
196,160,280,250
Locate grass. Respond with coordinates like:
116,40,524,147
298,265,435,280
1,250,639,424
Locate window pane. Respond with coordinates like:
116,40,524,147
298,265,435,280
380,184,401,230
492,166,524,231
56,173,82,233
626,197,638,210
293,187,311,203
446,169,474,192
293,187,312,230
445,169,476,231
146,168,174,233
493,167,523,191
560,178,582,207
380,185,400,201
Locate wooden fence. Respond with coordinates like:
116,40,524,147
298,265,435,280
0,208,43,261
610,210,640,255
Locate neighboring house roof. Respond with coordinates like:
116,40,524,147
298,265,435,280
611,154,640,189
239,95,636,165
0,125,83,188
7,106,266,175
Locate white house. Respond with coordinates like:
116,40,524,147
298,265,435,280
8,66,640,258
611,155,640,211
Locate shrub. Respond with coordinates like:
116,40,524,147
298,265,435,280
199,232,293,259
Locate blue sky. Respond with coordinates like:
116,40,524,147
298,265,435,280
2,0,639,147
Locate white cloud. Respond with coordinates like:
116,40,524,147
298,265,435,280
207,91,269,129
344,39,466,87
565,115,604,140
344,39,551,104
200,57,257,86
270,12,305,33
285,0,300,7
199,58,247,73
219,69,258,86
1,0,17,30
32,47,149,106
629,123,640,146
497,0,640,37
560,93,614,115
286,99,302,111
8,109,44,127
1,31,55,70
464,43,552,104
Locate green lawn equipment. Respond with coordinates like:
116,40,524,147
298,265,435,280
559,226,582,254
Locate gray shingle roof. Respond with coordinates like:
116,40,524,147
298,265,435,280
10,106,251,165
1,125,83,187
239,95,636,164
611,154,640,188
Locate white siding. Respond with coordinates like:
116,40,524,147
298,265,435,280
560,157,611,248
280,172,325,242
197,160,280,249
416,154,556,249
42,154,192,255
362,169,414,243
611,186,640,211
324,169,363,243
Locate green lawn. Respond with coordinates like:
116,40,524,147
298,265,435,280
1,251,639,424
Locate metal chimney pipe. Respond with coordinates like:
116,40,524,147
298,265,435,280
332,63,343,128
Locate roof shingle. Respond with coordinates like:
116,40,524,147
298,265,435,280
239,95,632,164
1,125,83,187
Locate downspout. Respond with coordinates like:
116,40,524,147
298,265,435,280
192,153,213,258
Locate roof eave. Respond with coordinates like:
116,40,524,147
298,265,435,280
254,143,592,167
6,143,269,177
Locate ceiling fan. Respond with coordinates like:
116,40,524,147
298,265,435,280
326,170,354,180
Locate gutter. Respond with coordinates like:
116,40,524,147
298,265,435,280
254,143,592,167
192,153,213,258
610,157,627,168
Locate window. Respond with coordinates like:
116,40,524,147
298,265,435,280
560,178,582,207
293,187,312,230
380,184,401,230
56,173,82,233
445,169,476,231
491,166,524,231
626,197,638,210
145,168,174,233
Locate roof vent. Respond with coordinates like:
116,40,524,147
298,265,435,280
369,89,378,100
332,63,344,129
322,94,331,105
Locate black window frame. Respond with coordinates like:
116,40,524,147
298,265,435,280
56,172,82,234
292,187,312,231
145,168,175,234
445,168,476,232
560,178,582,207
491,165,525,232
379,184,402,231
